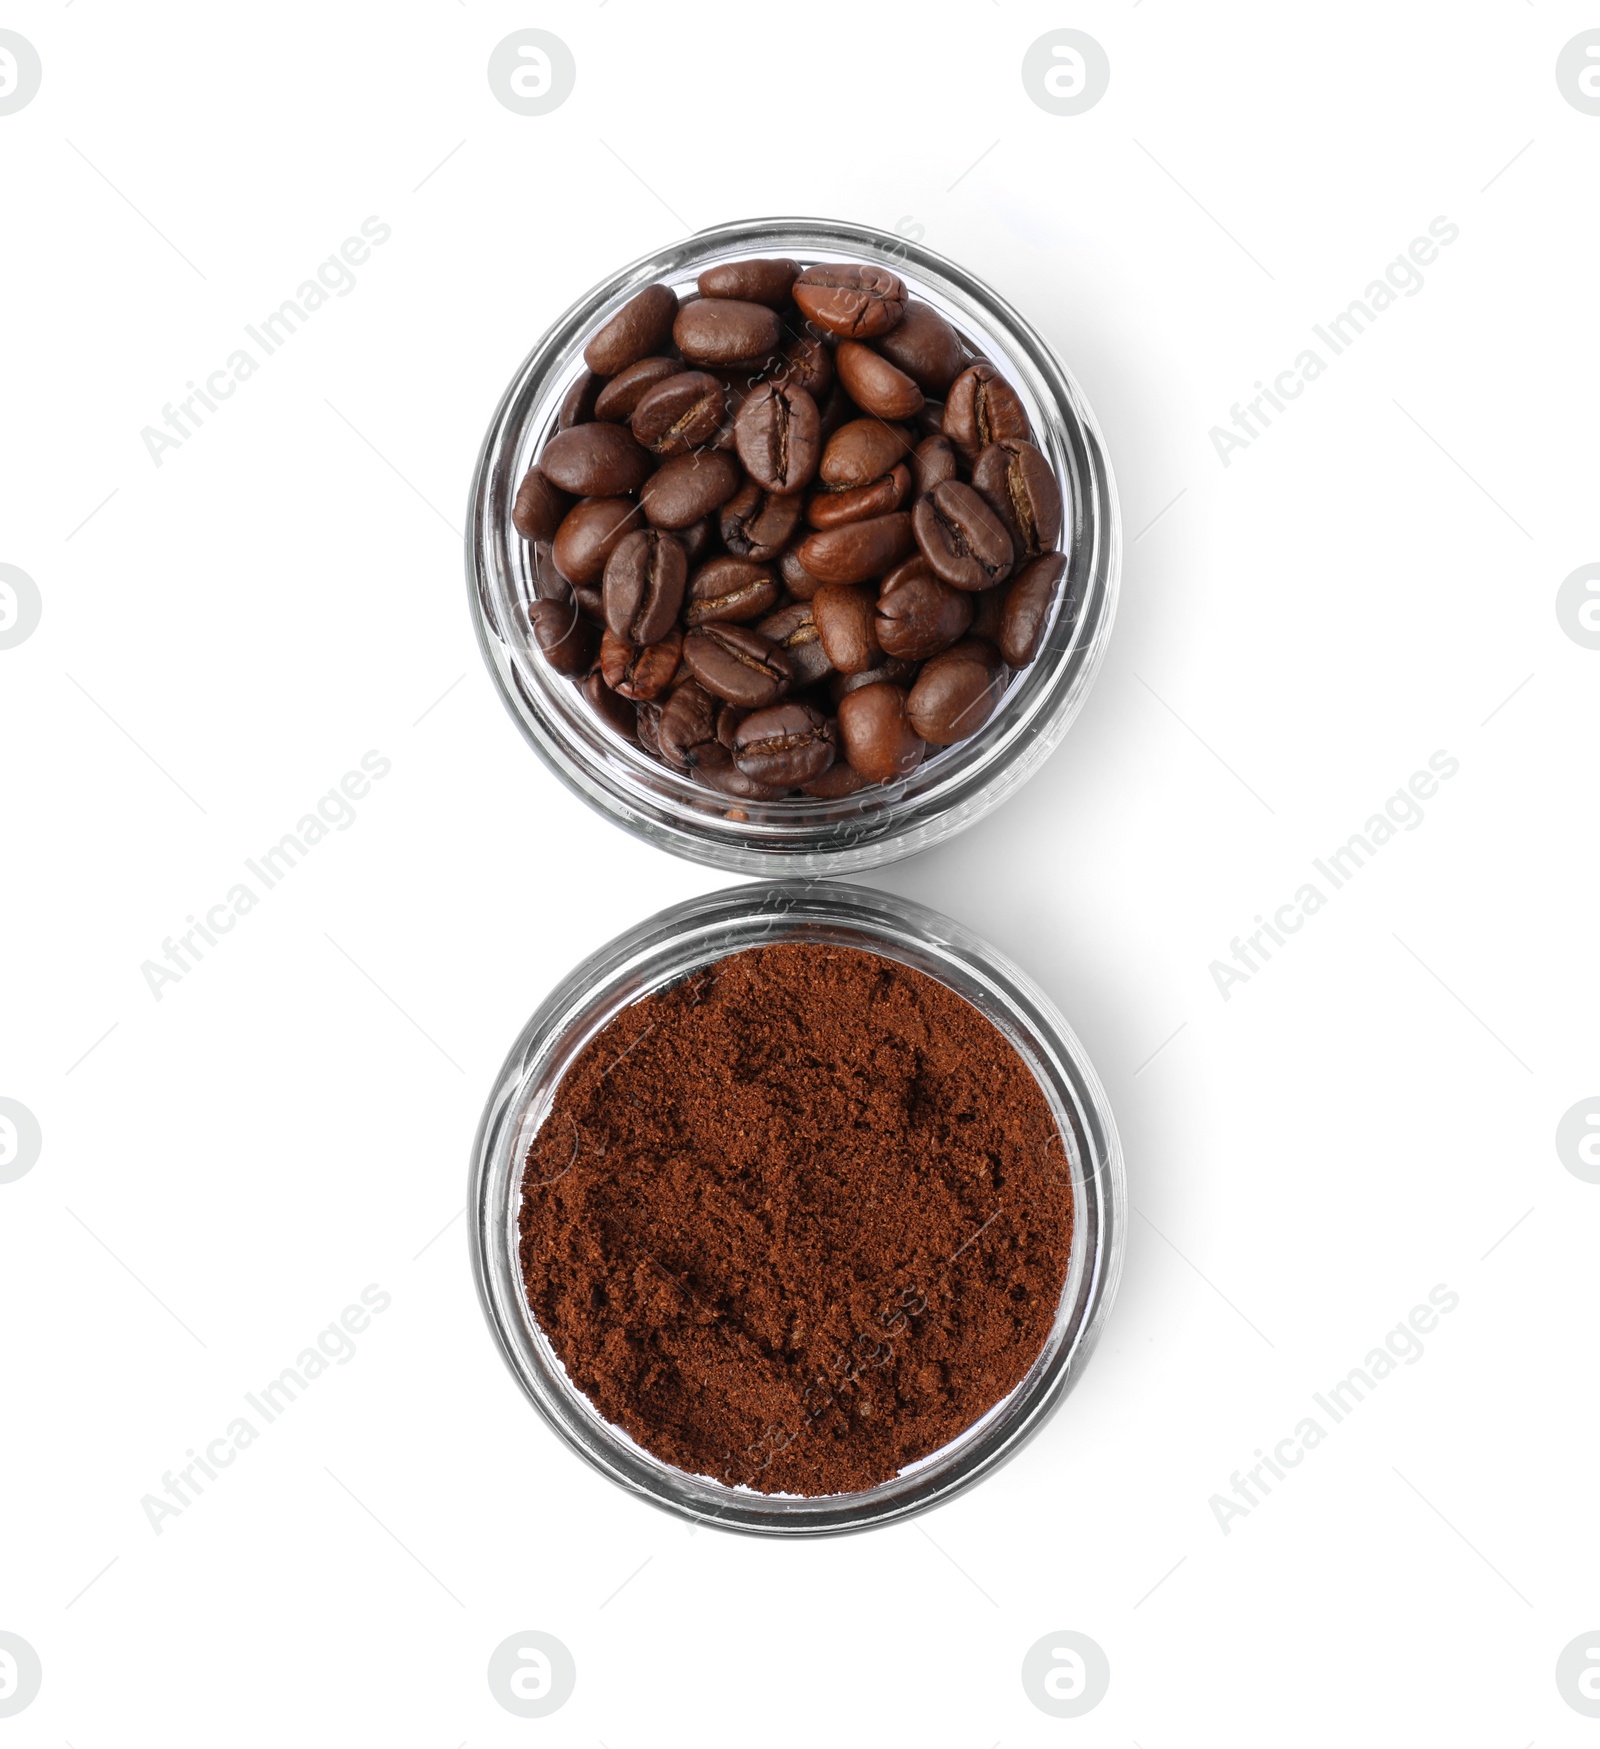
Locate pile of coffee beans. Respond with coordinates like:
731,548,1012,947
513,257,1068,802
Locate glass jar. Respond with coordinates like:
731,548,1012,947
468,880,1125,1537
466,216,1119,875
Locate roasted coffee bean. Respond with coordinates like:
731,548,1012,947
778,334,834,399
807,465,910,529
635,698,664,757
918,399,947,438
830,655,917,703
999,551,1066,667
801,760,871,799
733,702,836,786
911,433,958,498
875,558,974,660
583,671,638,740
819,418,914,489
912,481,1015,590
513,467,571,541
944,361,1030,460
971,438,1062,560
552,497,645,585
599,625,684,702
682,623,792,708
677,516,714,563
756,601,834,687
779,545,826,602
640,450,743,528
793,264,907,338
559,370,601,429
812,583,882,674
593,356,682,422
968,582,1007,644
698,257,801,307
699,762,786,802
834,341,925,420
734,382,821,494
684,555,780,626
673,298,782,367
906,638,1007,745
837,682,925,782
721,482,803,560
658,680,729,769
630,371,726,456
529,595,598,677
797,512,915,585
585,283,679,376
538,422,654,497
572,583,605,623
529,540,571,601
603,529,687,644
715,703,748,750
876,300,966,395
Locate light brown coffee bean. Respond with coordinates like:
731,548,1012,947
552,497,645,585
599,625,684,701
793,264,907,338
807,465,910,529
906,638,1007,744
819,419,914,489
837,683,925,782
812,583,882,674
797,512,915,585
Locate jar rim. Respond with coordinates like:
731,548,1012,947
468,879,1126,1536
466,215,1120,875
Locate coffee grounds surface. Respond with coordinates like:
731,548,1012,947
518,942,1072,1495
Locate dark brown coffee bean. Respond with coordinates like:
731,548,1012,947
830,656,917,703
819,419,913,488
801,760,871,799
876,300,966,395
778,334,834,399
682,624,792,708
875,558,974,660
734,382,821,494
944,362,1030,461
572,583,605,623
630,371,726,456
552,497,645,585
912,481,1015,590
716,703,748,750
684,556,780,626
812,583,882,674
918,399,947,438
584,283,679,376
968,582,1007,644
640,450,743,528
756,602,834,687
778,546,826,602
971,438,1062,560
603,529,687,644
593,357,682,422
837,682,925,782
658,680,730,770
673,298,782,367
559,370,601,429
529,595,598,677
700,762,787,802
793,264,907,338
906,638,1006,744
529,541,570,602
538,422,654,497
583,671,638,741
797,512,915,585
635,698,664,758
733,702,836,786
834,341,925,420
1000,551,1067,667
697,258,801,307
721,482,803,560
512,466,570,541
911,433,958,498
599,625,684,701
807,464,910,529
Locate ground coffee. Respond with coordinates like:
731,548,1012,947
518,942,1073,1496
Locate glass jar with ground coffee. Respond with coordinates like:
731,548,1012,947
470,881,1124,1536
467,217,1119,876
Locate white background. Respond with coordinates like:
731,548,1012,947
2,2,1597,1742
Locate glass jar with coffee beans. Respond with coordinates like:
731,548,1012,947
512,258,1070,802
